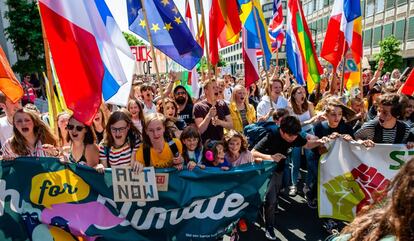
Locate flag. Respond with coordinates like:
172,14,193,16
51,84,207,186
128,0,203,70
185,0,200,98
268,0,285,49
0,46,23,103
208,0,242,65
401,69,414,96
239,0,272,70
197,21,205,50
286,0,322,92
320,0,362,70
39,0,135,125
242,28,259,88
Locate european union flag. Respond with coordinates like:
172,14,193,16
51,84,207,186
127,0,203,70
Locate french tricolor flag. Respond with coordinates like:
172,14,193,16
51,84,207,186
320,0,362,69
39,0,135,125
242,28,259,89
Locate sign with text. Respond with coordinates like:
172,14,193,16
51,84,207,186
111,167,159,202
319,139,410,222
155,173,169,191
130,46,167,75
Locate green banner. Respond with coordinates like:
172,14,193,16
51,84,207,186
0,158,274,241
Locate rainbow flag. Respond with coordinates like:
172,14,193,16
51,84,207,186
286,0,322,92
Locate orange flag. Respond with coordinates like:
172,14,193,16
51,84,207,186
0,46,23,103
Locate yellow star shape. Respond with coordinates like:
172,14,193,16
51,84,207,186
171,6,179,14
174,16,182,25
161,0,169,6
139,19,146,28
164,22,173,31
151,23,160,33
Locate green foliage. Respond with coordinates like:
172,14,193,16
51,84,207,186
196,55,227,72
374,35,403,73
122,32,145,46
4,0,45,75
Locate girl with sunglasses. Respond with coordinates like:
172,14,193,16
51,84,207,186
65,115,101,171
1,108,58,159
99,110,141,168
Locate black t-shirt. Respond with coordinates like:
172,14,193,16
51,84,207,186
178,103,194,125
253,127,307,172
193,100,230,141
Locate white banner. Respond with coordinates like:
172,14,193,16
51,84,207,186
318,139,413,221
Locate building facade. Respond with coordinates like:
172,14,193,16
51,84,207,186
302,0,414,67
0,0,18,66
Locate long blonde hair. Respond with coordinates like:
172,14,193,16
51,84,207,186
11,108,57,155
231,84,250,108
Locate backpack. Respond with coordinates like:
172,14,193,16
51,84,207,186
244,121,278,150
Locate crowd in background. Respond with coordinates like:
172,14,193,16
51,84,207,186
0,61,413,241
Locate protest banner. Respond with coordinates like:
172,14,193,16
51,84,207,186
0,158,274,241
130,45,167,75
319,138,412,222
111,167,158,202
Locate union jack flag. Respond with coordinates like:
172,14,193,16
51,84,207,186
268,0,285,49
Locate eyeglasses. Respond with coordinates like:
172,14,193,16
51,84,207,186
111,126,128,133
66,124,85,131
175,91,186,96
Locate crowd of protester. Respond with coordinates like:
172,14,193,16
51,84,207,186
0,61,413,241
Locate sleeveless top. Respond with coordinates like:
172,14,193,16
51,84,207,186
292,110,313,132
69,144,88,166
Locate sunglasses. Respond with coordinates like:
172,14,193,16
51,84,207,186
175,91,186,96
66,124,85,131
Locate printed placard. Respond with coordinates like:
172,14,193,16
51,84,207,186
111,167,158,202
155,173,169,192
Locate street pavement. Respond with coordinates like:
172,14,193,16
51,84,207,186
225,180,338,241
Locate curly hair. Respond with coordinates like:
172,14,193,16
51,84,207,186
11,108,57,155
341,158,414,241
224,130,248,153
156,98,178,118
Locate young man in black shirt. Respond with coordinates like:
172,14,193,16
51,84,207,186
251,116,325,240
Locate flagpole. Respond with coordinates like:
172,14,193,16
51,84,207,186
251,0,273,108
139,0,165,113
40,18,58,136
340,54,346,97
198,0,212,82
193,0,205,85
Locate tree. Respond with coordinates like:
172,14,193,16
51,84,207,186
196,55,227,72
4,0,45,75
122,32,145,46
374,35,403,73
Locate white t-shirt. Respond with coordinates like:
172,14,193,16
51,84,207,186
143,102,157,115
0,116,13,147
256,95,288,120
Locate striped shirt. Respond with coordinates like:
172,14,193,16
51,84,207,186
354,119,413,144
1,139,49,158
99,139,141,167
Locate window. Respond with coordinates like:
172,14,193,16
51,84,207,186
386,0,395,9
373,26,382,46
262,3,273,12
375,0,384,13
324,0,330,7
318,19,323,32
383,23,393,38
282,1,287,9
394,19,406,40
397,0,407,5
408,17,414,40
323,16,329,30
364,29,372,47
366,0,374,17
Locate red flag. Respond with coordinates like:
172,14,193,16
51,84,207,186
401,69,414,96
208,0,241,65
0,46,23,103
